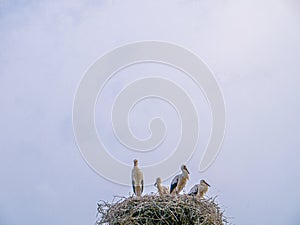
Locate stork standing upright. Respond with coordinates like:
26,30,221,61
154,177,169,196
170,165,190,194
188,179,210,198
131,159,144,197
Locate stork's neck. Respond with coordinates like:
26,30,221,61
182,170,189,178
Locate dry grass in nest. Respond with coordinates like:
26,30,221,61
96,194,228,225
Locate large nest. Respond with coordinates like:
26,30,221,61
97,194,227,225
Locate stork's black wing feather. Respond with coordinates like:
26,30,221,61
170,175,179,194
132,180,136,195
188,184,198,196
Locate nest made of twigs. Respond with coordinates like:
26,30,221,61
97,194,227,225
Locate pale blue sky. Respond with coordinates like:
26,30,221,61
1,1,300,225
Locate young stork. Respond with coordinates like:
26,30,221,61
188,179,210,198
131,159,144,197
170,165,190,194
154,177,169,196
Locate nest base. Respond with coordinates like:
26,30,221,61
97,194,227,225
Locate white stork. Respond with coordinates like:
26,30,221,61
170,165,190,194
154,177,169,196
131,159,144,197
188,179,210,198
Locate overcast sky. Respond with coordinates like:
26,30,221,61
1,0,300,225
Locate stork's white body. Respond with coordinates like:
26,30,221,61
170,165,190,194
155,177,169,196
131,160,144,197
188,180,210,198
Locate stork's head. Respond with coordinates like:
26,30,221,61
181,164,190,174
133,159,138,166
200,179,210,187
154,177,162,186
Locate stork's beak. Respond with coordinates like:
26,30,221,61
185,167,190,174
204,181,210,187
